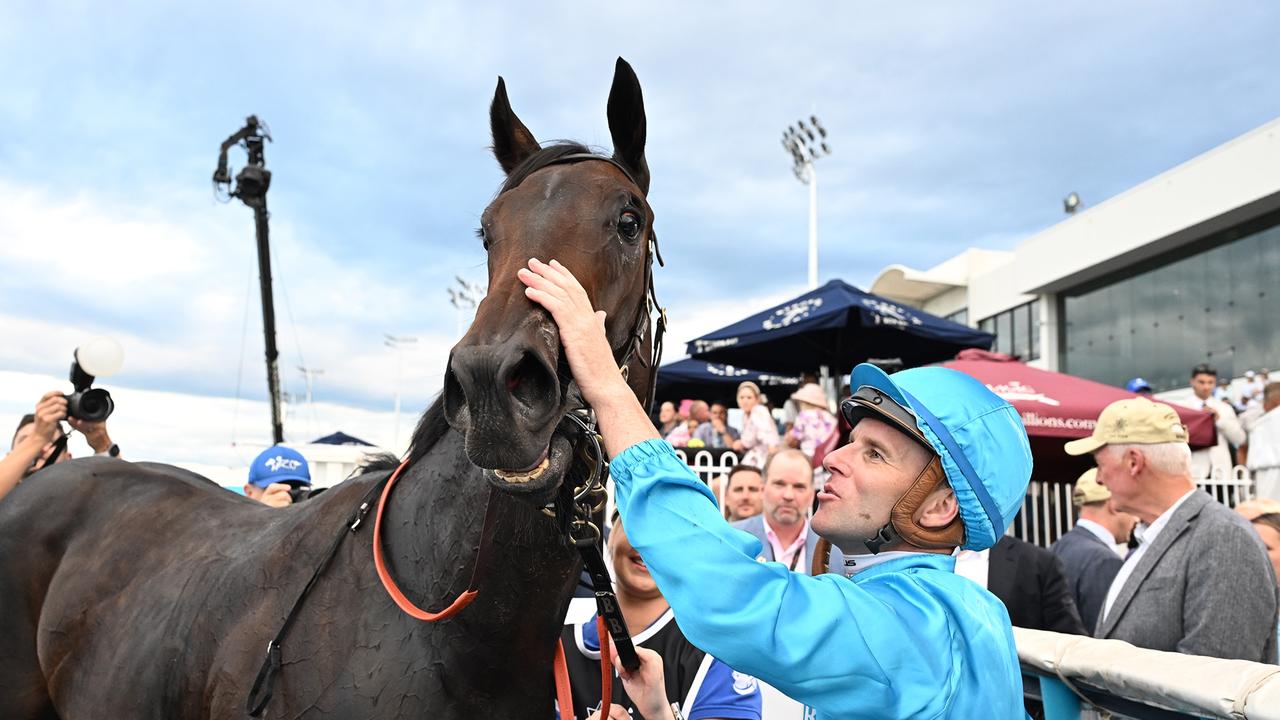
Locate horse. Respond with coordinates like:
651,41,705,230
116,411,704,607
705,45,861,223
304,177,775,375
0,57,660,719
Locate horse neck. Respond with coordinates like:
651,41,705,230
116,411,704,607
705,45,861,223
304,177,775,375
380,428,579,643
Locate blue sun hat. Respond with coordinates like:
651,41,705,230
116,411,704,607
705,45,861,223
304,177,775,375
846,363,1032,551
247,445,312,489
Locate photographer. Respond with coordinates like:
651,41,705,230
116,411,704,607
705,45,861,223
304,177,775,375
1,390,119,503
244,446,312,508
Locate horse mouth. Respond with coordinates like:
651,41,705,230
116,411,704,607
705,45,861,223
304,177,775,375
487,430,573,495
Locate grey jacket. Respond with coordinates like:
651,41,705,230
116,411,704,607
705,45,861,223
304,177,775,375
731,514,844,575
1051,524,1124,632
1094,491,1279,663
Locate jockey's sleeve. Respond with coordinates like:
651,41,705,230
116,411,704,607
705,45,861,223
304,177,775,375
609,438,976,718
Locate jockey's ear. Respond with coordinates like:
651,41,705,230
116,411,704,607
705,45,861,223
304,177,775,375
607,57,649,195
490,77,540,175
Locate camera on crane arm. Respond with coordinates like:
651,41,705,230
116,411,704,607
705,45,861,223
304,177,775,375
66,338,124,422
213,115,272,208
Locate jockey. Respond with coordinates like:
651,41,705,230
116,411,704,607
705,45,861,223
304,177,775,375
520,258,1033,719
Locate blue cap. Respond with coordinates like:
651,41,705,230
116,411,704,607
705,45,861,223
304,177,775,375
848,363,1033,551
1126,377,1152,393
248,446,311,488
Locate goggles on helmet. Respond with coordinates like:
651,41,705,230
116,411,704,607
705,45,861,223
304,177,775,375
840,385,932,452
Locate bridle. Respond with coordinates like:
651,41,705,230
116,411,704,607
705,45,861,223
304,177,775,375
247,152,666,717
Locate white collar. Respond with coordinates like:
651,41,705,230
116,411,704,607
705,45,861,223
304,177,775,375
1075,518,1116,546
841,550,920,576
1134,489,1197,546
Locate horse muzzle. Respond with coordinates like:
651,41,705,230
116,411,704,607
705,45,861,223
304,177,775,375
443,335,571,493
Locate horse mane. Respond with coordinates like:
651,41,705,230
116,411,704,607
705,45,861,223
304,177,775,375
359,396,450,474
499,142,596,194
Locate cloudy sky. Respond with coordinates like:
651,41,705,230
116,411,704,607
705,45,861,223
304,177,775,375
3,2,1278,465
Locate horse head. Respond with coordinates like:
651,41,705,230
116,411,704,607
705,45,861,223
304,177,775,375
444,58,656,500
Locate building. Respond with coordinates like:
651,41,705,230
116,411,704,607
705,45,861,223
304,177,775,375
870,117,1280,393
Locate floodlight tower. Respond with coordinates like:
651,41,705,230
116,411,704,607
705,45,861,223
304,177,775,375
384,334,418,450
781,116,832,290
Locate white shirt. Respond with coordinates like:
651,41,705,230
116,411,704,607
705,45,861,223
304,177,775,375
1101,489,1197,622
952,548,990,589
1075,518,1114,546
1248,407,1280,500
1173,395,1246,480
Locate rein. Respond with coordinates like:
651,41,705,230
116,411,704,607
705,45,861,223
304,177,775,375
246,152,665,718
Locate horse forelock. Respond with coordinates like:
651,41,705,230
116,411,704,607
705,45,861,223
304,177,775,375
497,142,595,195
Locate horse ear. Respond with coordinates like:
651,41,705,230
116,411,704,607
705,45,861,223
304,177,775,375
490,77,540,175
607,57,650,194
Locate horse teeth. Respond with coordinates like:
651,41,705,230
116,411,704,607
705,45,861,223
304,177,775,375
494,456,550,483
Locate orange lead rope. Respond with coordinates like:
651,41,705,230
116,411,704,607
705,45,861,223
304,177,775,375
552,616,614,720
597,615,614,719
374,458,617,718
373,459,490,620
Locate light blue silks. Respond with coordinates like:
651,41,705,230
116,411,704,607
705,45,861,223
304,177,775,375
611,439,1027,719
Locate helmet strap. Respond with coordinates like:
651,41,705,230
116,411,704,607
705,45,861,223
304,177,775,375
860,456,965,554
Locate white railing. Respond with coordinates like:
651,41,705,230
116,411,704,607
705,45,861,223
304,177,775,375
671,448,741,495
1016,627,1280,719
1010,466,1257,548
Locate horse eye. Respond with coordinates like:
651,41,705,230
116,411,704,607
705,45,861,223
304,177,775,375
618,211,641,240
476,227,490,251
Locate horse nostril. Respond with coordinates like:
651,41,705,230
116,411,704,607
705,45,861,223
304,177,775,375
507,351,556,410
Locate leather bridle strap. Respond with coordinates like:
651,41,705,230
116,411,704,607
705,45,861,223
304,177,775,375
372,459,500,620
527,152,665,412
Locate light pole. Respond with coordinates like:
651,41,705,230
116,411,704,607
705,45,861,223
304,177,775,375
384,334,417,450
782,116,832,290
447,275,486,338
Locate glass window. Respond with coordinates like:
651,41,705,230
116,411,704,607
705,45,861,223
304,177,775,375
1012,303,1030,360
996,312,1013,355
1062,212,1280,391
1027,299,1041,360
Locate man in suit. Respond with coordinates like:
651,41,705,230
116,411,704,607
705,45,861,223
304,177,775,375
957,535,1087,635
1051,468,1136,630
1065,397,1278,662
732,449,843,573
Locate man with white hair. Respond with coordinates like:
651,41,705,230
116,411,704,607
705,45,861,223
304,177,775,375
1065,397,1278,662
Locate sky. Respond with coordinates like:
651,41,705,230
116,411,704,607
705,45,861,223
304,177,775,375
3,2,1279,466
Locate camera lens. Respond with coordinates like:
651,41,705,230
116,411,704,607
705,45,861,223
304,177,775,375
68,388,115,422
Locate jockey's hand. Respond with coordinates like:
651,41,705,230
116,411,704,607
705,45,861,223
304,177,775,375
519,258,660,459
610,646,673,720
518,258,631,409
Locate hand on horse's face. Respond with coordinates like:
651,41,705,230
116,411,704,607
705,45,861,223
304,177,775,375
518,258,631,409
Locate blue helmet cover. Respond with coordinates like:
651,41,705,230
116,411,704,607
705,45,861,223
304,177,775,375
848,363,1032,551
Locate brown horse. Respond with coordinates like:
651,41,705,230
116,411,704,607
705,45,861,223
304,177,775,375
0,57,658,719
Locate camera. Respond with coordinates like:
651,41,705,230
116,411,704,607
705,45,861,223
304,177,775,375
287,485,311,504
64,339,124,422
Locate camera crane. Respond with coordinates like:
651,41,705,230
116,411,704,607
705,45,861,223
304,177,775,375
214,116,284,445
